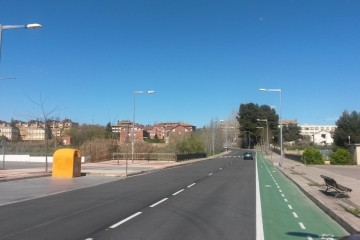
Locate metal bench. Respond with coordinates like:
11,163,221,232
320,175,352,198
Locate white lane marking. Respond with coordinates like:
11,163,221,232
277,186,280,188
281,194,284,197
284,199,288,202
150,198,168,207
275,183,278,185
307,236,313,240
209,173,213,176
109,212,142,228
172,189,184,195
299,222,306,229
288,205,293,209
187,183,196,188
279,190,282,192
85,239,93,240
256,152,265,240
219,168,222,170
292,212,298,218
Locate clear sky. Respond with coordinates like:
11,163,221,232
0,0,359,128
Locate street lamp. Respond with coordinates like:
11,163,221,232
260,88,283,167
131,90,154,169
257,119,269,154
256,127,264,150
0,23,42,64
244,131,250,149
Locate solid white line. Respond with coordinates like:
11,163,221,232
284,199,288,202
292,212,298,218
150,198,168,207
172,189,184,195
109,212,142,228
299,222,306,229
288,205,293,209
209,173,213,176
187,183,196,188
256,152,265,240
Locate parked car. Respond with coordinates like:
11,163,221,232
243,152,253,160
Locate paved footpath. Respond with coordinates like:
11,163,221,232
263,151,360,235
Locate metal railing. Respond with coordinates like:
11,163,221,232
112,153,176,161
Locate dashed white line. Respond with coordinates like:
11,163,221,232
279,190,282,192
277,186,280,188
150,198,168,207
288,205,293,209
299,222,306,229
219,168,222,170
85,239,93,240
292,212,298,218
172,189,184,195
307,236,313,240
281,194,285,197
284,199,288,202
209,173,213,176
187,183,196,188
109,212,142,228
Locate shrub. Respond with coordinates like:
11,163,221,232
80,138,118,162
302,148,324,165
330,148,352,165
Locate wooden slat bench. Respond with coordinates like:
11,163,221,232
320,175,352,198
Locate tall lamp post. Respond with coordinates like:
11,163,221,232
260,88,283,167
257,119,269,154
131,91,154,168
0,23,42,65
244,131,250,149
256,127,264,150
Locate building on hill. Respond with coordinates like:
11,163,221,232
112,120,196,144
299,124,336,136
1,119,78,142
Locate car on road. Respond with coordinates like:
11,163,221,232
243,152,253,160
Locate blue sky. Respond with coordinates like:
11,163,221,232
0,0,359,128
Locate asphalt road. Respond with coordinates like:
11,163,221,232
0,149,256,240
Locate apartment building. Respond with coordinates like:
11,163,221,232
0,121,19,141
299,124,336,136
112,120,196,144
0,119,78,141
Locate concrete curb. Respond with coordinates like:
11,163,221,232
267,159,359,234
0,173,52,183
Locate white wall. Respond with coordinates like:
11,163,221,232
0,155,85,163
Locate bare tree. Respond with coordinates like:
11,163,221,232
19,93,61,173
227,109,240,147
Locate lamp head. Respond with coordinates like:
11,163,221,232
26,23,42,29
147,91,155,94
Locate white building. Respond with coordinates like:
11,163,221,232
312,130,333,145
299,124,336,136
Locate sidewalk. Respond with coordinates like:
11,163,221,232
264,151,360,234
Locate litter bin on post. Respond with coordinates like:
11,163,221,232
52,149,82,178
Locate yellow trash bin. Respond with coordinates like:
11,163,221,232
52,149,82,178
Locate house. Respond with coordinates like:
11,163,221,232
312,130,333,145
112,120,149,144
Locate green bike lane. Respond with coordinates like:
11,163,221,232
257,152,349,240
